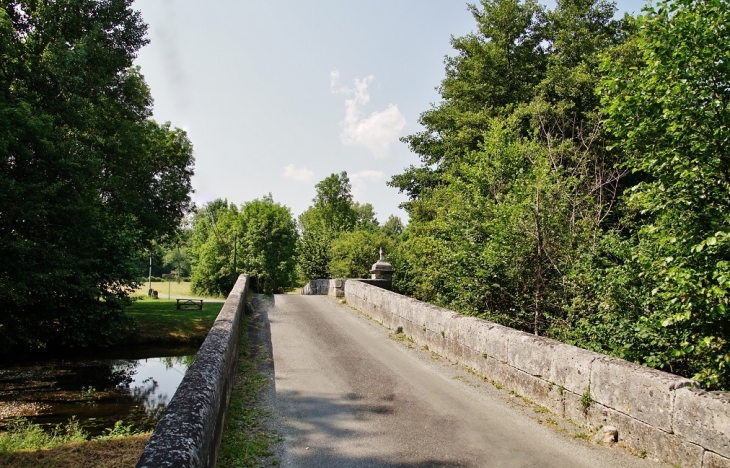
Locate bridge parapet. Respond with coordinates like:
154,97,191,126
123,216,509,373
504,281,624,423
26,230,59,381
299,278,391,297
344,279,730,468
137,274,249,468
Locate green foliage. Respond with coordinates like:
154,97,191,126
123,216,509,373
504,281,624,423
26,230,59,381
329,230,394,279
0,418,87,453
97,421,139,440
600,0,730,388
581,388,593,413
297,172,359,280
0,418,142,456
382,215,405,239
389,0,730,389
237,195,298,294
190,196,297,296
190,200,240,296
0,1,194,352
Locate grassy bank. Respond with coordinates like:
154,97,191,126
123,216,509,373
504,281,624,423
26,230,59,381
0,420,150,468
125,298,225,346
0,434,150,468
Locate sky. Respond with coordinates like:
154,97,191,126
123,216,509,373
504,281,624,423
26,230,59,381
131,0,646,224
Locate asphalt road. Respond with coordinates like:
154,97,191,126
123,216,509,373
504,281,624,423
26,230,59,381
266,294,662,468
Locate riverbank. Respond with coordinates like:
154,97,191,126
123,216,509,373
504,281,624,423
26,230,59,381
125,298,225,346
0,431,150,468
0,298,226,467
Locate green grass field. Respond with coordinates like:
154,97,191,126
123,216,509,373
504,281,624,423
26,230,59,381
125,298,225,345
132,281,226,300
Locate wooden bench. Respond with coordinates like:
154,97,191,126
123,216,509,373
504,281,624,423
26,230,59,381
176,298,203,310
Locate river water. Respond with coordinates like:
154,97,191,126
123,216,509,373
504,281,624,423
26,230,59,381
0,346,197,435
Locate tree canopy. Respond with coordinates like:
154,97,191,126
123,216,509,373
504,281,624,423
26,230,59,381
388,0,730,389
0,0,194,351
189,196,298,296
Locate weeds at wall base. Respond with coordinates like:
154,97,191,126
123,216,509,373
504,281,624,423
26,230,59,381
217,304,281,468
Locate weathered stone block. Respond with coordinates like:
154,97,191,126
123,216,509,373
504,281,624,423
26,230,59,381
674,388,730,459
460,345,483,373
507,333,558,379
586,402,703,468
548,344,597,396
564,390,586,426
481,356,514,389
455,317,479,350
484,324,516,363
591,425,618,445
501,368,564,416
590,356,696,431
704,451,730,468
399,299,419,325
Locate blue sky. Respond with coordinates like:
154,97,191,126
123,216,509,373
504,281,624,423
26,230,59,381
132,0,647,223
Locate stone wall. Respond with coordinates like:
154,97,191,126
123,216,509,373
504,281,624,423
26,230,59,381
345,280,730,468
299,278,345,297
136,274,250,468
299,278,391,296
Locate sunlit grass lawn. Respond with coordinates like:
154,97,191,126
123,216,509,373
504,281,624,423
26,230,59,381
132,281,220,299
125,298,225,345
132,281,227,300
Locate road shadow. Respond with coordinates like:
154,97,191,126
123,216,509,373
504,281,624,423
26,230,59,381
273,390,468,467
252,295,470,468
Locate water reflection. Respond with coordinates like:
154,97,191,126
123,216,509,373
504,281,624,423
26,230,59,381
0,348,196,435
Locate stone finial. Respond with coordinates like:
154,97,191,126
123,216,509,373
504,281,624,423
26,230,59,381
370,247,393,281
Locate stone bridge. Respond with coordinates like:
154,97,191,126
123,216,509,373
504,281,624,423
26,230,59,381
137,273,730,468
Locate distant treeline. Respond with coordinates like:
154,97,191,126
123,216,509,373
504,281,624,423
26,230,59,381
180,173,403,297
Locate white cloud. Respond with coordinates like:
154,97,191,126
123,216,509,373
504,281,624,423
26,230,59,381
331,70,406,159
350,170,385,199
283,164,314,182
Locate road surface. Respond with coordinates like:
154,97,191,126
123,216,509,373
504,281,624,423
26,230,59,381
264,294,661,468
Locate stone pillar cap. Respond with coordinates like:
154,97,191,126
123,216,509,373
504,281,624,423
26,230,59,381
370,247,393,274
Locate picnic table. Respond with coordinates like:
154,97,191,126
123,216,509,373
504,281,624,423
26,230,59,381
176,298,203,310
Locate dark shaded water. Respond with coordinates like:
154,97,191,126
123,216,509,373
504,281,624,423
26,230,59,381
0,346,196,436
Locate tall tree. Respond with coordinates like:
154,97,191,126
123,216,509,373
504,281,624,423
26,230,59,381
189,197,298,296
189,200,239,297
389,0,629,335
297,172,358,280
0,1,194,351
390,0,547,204
238,195,298,294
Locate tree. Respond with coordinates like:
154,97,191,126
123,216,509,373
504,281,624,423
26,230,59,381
382,215,405,239
237,195,298,294
390,0,547,204
189,196,298,296
190,200,239,297
0,1,194,352
329,230,394,279
297,172,358,280
601,0,730,388
388,0,630,336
